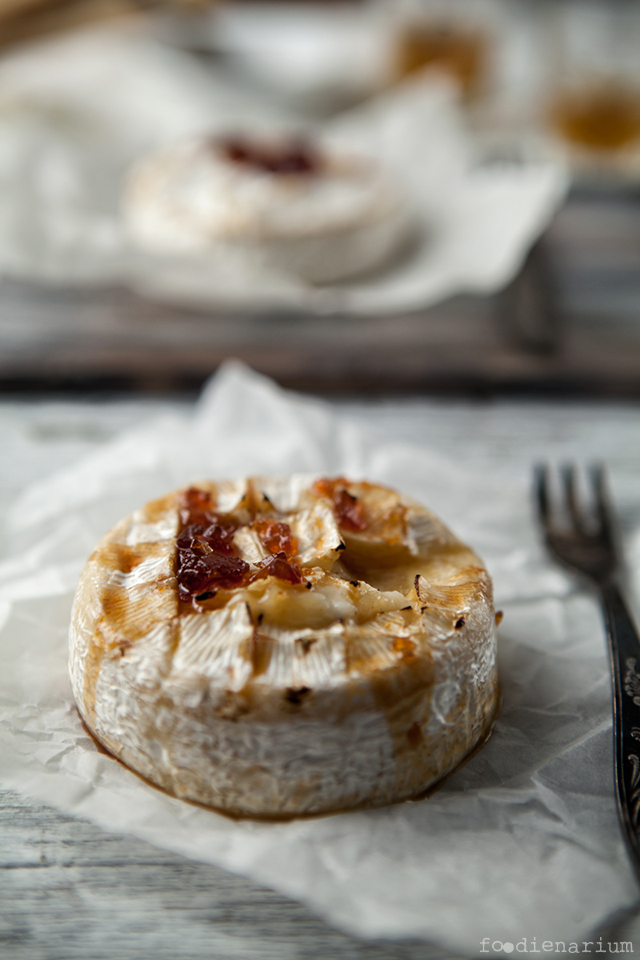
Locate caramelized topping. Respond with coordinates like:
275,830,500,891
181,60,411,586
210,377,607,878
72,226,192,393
179,486,212,521
252,518,298,558
392,637,416,659
314,477,368,532
217,136,320,176
176,492,247,599
251,552,304,585
178,487,229,530
178,549,250,600
176,488,303,605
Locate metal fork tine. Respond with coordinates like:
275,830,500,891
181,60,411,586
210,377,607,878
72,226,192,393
561,463,583,531
590,463,614,542
535,461,640,881
534,463,552,533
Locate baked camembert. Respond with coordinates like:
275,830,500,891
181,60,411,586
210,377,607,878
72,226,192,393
124,135,410,284
69,476,499,817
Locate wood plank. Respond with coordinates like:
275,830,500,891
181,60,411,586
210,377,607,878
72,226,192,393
0,276,639,396
0,787,457,960
0,190,638,396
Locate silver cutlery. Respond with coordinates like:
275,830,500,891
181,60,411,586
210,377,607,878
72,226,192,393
536,463,640,881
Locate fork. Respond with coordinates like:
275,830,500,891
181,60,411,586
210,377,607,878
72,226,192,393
536,464,640,881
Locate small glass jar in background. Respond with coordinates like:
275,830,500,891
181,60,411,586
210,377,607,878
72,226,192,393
394,0,640,181
543,0,640,165
389,0,502,102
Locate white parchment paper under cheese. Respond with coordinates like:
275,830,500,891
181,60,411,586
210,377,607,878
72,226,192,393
0,362,638,955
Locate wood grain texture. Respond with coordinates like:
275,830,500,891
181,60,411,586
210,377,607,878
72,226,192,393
0,191,638,398
0,788,455,960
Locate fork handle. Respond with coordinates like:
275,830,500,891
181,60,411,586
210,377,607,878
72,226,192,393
601,582,640,879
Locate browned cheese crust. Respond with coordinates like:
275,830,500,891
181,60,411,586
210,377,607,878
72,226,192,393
68,476,499,817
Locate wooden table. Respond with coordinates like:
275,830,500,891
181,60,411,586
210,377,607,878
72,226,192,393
1,786,447,960
1,180,640,958
2,393,640,959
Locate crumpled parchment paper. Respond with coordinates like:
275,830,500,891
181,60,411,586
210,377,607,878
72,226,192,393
0,24,568,315
0,362,637,956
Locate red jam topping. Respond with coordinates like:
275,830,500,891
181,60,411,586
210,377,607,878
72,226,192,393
251,552,303,585
252,518,298,558
179,486,212,519
176,489,247,599
176,488,303,603
217,136,320,176
314,477,367,532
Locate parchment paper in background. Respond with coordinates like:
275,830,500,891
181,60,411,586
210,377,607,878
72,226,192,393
0,24,567,315
0,362,638,956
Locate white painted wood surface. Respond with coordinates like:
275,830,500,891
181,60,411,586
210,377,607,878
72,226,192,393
2,787,451,960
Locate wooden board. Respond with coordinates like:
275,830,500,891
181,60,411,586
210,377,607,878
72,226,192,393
0,190,639,397
0,787,461,960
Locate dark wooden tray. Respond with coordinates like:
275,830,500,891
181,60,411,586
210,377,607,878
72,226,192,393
1,188,638,397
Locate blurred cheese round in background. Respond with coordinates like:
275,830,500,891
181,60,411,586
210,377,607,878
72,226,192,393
123,134,411,284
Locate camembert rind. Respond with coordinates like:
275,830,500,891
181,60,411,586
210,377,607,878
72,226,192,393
123,139,410,284
69,476,499,817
